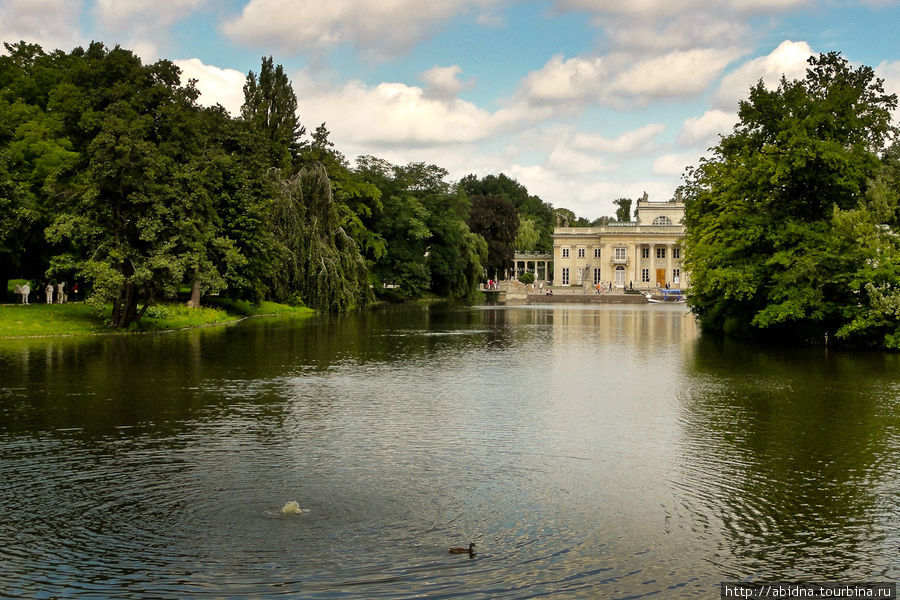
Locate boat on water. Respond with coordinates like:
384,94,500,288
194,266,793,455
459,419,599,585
644,289,685,303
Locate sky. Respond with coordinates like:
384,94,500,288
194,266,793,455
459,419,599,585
2,0,900,219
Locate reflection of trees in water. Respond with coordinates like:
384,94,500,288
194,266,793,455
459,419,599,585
673,337,900,578
0,306,522,438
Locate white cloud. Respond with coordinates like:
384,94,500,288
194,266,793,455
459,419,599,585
174,58,246,115
0,0,85,53
652,152,700,176
605,14,749,53
516,54,608,106
552,0,809,19
613,47,744,98
299,78,496,147
93,0,205,29
877,59,900,99
572,123,666,154
222,0,498,60
419,65,475,101
677,110,736,146
712,39,813,110
876,59,900,127
515,47,742,109
546,145,617,175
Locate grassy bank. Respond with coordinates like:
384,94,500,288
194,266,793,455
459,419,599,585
0,300,313,338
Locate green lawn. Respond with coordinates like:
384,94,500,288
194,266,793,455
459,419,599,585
0,300,313,338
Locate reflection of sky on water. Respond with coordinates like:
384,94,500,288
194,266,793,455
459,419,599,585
0,305,897,598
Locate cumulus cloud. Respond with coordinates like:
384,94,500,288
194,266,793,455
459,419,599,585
222,0,498,60
516,54,609,106
572,123,666,154
677,110,736,146
299,78,496,147
877,59,900,98
605,14,749,53
419,65,475,101
712,39,813,110
546,145,617,175
93,0,205,29
552,0,809,19
515,47,742,108
175,58,246,115
0,0,85,53
652,152,701,176
613,47,744,98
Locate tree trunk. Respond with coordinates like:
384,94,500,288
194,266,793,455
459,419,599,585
110,281,139,328
186,277,201,308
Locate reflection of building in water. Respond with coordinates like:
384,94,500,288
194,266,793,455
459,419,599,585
552,195,688,291
547,305,698,349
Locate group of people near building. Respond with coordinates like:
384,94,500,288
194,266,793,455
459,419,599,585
11,281,77,305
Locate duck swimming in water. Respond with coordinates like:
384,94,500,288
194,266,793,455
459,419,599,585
448,543,476,556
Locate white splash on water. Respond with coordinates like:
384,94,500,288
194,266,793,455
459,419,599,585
281,501,308,515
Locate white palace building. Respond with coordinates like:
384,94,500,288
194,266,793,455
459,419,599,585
550,194,688,291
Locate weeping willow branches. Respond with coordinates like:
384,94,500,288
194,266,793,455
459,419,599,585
271,163,372,312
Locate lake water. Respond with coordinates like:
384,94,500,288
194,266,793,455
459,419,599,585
1,304,899,599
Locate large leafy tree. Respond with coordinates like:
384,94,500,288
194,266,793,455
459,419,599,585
683,52,899,347
43,43,216,327
0,43,80,290
468,193,518,280
460,173,556,251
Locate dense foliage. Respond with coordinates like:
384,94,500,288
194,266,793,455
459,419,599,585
683,52,900,348
0,41,595,326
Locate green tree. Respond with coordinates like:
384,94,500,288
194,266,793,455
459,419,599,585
514,216,540,251
459,173,556,251
241,56,305,170
683,52,898,346
613,198,632,222
468,194,518,280
270,163,371,311
0,43,80,290
49,45,214,327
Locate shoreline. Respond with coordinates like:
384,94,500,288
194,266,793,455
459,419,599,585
0,301,314,340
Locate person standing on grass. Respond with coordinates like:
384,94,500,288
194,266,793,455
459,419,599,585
21,283,30,304
45,283,53,304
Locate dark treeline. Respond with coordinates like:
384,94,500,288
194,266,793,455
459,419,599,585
0,42,580,327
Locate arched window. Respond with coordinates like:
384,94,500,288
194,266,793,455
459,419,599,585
652,216,672,225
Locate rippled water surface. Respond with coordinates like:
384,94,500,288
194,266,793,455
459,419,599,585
1,304,899,598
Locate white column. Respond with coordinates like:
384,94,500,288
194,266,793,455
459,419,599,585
666,244,673,287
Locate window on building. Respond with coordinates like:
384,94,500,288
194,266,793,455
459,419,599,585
577,248,585,258
653,216,672,225
641,247,649,258
614,247,626,261
656,247,666,259
672,248,681,259
593,248,601,258
673,268,680,283
561,267,570,285
593,268,601,285
562,248,569,258
641,268,650,282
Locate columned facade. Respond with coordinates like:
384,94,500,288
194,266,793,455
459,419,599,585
551,197,688,291
511,251,553,282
